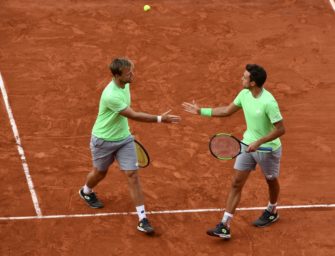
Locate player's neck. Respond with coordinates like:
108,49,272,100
113,78,126,89
251,87,263,98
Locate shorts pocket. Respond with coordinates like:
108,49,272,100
92,136,105,148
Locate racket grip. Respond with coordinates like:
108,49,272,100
257,147,273,151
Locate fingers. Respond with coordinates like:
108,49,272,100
163,114,181,123
182,102,198,114
161,109,172,116
169,116,181,123
182,102,193,107
158,100,200,123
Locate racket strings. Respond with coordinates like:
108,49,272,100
211,136,240,159
135,143,149,167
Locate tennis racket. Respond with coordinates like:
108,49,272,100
134,140,150,168
209,133,272,160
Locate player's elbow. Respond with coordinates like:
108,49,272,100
278,126,286,136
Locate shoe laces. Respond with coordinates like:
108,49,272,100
141,218,150,225
215,222,228,231
88,192,98,202
261,210,273,220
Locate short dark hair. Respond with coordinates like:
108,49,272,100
109,58,133,76
246,64,267,87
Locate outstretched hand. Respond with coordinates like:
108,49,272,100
182,100,200,115
161,109,181,123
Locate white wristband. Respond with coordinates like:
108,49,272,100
157,115,162,123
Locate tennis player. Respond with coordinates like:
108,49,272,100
79,57,181,234
182,64,285,239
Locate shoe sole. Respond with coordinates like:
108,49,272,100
253,214,279,227
78,190,104,209
206,231,231,239
137,226,155,235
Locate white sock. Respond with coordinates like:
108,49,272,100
221,212,234,227
267,202,277,213
83,185,92,194
136,205,146,221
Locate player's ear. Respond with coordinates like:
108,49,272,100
250,80,257,87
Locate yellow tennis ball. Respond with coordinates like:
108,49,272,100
143,5,151,12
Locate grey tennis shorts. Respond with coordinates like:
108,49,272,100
234,145,282,180
90,135,138,172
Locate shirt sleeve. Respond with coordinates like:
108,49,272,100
233,90,245,107
105,96,128,112
266,100,283,123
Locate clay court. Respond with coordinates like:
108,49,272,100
1,0,335,255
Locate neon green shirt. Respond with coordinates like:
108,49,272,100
92,80,131,141
233,88,283,150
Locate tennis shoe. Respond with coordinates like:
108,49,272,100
79,188,104,209
253,210,279,227
206,222,231,239
137,218,155,234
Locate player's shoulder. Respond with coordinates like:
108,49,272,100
262,89,280,107
237,88,250,97
262,88,276,100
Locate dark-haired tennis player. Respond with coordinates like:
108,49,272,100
80,57,181,234
182,64,285,239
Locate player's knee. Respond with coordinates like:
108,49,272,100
231,178,245,191
125,170,139,183
266,176,279,185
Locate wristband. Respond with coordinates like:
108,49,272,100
157,115,162,123
200,108,212,117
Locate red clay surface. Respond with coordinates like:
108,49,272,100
1,0,335,255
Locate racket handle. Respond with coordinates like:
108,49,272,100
257,147,273,151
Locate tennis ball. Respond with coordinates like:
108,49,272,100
143,5,151,12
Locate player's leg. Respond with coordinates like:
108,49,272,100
116,136,154,234
79,136,114,209
207,149,256,239
85,167,108,189
124,170,144,205
267,177,280,205
225,170,251,214
253,147,282,227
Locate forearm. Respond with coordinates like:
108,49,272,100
198,105,237,117
128,112,159,122
256,126,285,145
211,106,232,117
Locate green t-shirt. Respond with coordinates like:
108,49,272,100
233,88,283,150
92,80,131,141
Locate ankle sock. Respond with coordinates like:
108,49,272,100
267,202,277,213
136,205,146,221
83,185,92,194
222,212,234,227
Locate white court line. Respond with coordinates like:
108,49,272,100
0,73,42,216
0,203,334,221
330,0,335,11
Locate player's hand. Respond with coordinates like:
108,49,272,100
182,100,200,115
246,141,261,152
161,110,181,123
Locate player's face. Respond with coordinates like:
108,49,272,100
120,66,134,84
241,70,251,89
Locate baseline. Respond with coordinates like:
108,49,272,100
0,203,334,221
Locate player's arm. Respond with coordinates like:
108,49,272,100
248,120,286,151
119,106,181,123
182,101,241,117
211,102,241,117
